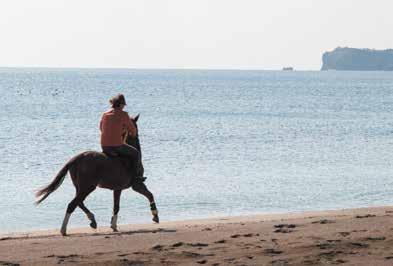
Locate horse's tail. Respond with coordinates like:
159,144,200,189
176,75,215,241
35,153,81,205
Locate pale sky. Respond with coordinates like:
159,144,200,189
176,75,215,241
0,0,392,70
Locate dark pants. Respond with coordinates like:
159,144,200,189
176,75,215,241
102,144,144,177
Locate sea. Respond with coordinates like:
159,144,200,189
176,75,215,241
1,68,393,233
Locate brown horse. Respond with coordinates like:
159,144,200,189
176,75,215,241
35,115,159,236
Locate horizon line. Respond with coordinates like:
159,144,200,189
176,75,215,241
0,66,319,71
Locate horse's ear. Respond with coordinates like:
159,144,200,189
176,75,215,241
134,113,140,122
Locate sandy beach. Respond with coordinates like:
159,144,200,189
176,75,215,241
1,206,393,265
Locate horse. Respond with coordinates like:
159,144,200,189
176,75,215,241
35,114,159,236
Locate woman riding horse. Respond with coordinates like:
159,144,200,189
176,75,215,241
100,94,145,182
35,96,158,236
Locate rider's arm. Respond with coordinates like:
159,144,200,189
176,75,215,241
99,114,104,132
123,113,137,137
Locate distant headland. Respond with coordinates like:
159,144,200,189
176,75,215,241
321,47,393,71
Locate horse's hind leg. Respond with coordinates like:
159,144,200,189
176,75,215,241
79,202,97,229
111,190,122,232
131,182,159,223
60,186,95,236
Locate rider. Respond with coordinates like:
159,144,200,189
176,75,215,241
100,94,145,182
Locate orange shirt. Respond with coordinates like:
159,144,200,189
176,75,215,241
100,108,137,147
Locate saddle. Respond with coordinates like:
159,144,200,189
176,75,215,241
101,130,146,182
103,150,135,174
103,150,120,157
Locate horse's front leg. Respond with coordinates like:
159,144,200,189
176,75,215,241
111,190,122,232
131,182,159,223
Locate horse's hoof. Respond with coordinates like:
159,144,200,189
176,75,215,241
60,230,67,236
110,224,118,232
90,221,97,229
152,215,159,224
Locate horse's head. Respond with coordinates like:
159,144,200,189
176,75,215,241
125,114,141,152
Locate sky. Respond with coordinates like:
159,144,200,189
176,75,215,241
0,0,392,70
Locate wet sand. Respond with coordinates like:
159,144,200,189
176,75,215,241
1,206,393,265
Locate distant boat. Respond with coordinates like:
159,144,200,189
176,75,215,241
282,67,294,71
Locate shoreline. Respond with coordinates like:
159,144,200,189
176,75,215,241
1,206,388,238
1,206,393,265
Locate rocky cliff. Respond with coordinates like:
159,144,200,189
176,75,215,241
321,47,393,71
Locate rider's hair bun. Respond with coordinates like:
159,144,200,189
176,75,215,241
110,94,126,108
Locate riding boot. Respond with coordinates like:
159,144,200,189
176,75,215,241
134,163,146,182
129,159,146,182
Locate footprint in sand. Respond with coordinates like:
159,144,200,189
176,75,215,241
189,243,209,247
303,259,317,265
94,252,106,255
0,262,19,266
214,240,226,244
338,232,350,237
54,254,79,259
152,244,164,251
182,251,202,258
56,256,79,264
264,248,283,256
312,219,335,224
274,228,293,233
349,242,369,248
133,251,145,255
170,242,209,250
355,214,376,218
318,250,343,259
316,242,336,249
326,239,341,243
288,241,302,245
274,224,296,233
352,229,367,233
365,236,386,241
118,258,144,265
271,259,289,266
274,224,296,228
172,242,184,247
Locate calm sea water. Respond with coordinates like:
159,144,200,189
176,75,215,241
1,68,393,233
